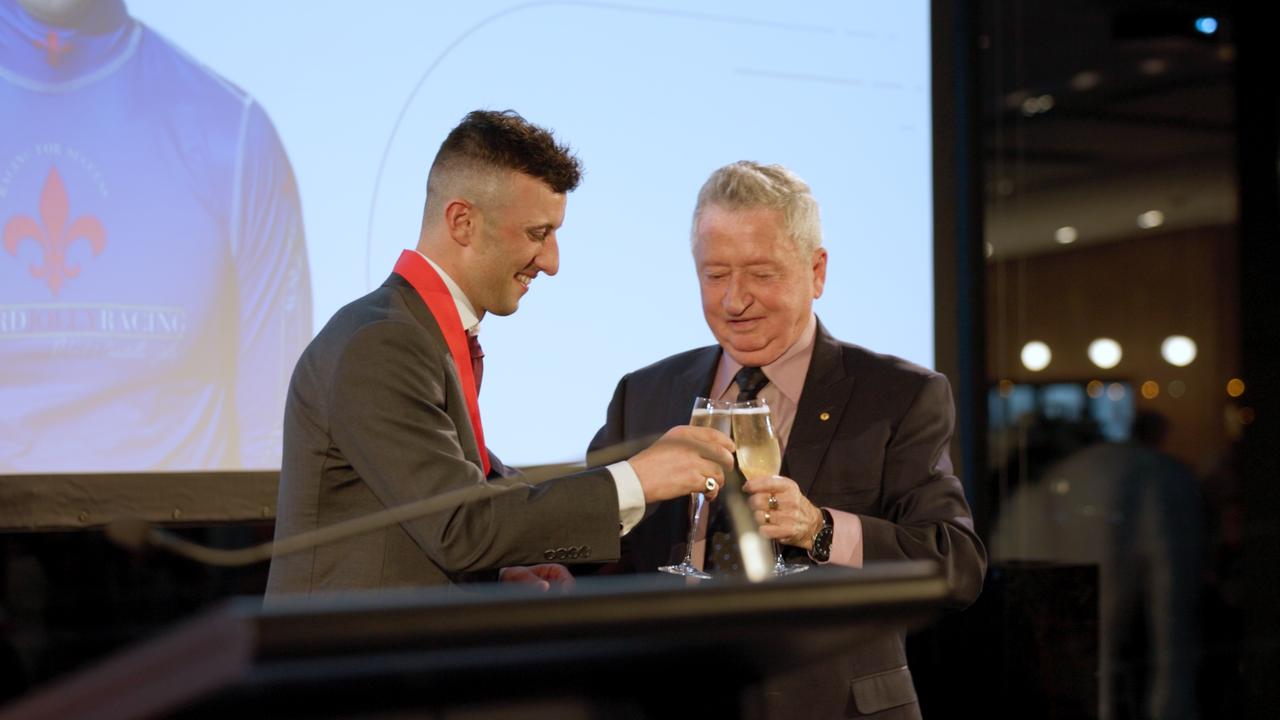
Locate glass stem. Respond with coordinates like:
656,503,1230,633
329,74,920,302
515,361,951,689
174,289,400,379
684,492,705,566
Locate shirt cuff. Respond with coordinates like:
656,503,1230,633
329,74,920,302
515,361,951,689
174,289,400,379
608,461,645,535
824,508,864,568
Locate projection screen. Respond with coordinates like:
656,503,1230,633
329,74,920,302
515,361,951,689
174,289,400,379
0,0,934,474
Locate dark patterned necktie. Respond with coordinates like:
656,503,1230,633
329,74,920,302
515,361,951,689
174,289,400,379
467,332,484,395
705,366,770,575
734,366,769,401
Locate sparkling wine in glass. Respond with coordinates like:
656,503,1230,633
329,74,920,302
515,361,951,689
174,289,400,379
658,397,732,579
731,398,809,576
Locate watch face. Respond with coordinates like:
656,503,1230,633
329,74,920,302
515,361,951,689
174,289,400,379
811,524,834,562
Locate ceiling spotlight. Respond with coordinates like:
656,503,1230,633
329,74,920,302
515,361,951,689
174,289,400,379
1195,17,1218,35
1162,335,1198,367
1137,210,1165,229
1140,58,1169,76
1020,94,1055,117
1055,226,1078,244
1021,341,1052,372
1088,338,1123,369
1070,71,1100,91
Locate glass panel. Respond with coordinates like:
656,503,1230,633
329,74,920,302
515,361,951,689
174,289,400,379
980,2,1240,718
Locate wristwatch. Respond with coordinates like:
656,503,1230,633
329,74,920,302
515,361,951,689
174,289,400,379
808,508,835,563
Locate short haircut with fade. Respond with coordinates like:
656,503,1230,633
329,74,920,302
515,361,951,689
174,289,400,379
425,109,582,217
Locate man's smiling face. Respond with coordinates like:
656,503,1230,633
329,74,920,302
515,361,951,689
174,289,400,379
467,171,565,317
693,204,826,367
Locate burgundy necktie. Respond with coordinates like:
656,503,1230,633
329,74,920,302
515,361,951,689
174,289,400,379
467,332,484,395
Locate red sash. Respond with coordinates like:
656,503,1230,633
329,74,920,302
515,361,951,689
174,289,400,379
392,250,490,475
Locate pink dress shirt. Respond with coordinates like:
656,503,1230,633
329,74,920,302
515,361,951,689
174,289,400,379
691,314,865,569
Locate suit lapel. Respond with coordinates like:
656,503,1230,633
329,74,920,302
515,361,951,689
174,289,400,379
785,319,855,498
385,273,443,340
382,273,487,473
667,346,722,424
651,346,720,563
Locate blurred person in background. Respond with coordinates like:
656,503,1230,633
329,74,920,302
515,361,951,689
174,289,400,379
993,409,1205,720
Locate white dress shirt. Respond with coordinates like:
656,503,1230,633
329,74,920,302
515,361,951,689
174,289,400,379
416,251,645,535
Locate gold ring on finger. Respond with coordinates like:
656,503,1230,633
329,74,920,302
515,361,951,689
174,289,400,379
767,494,779,511
764,510,772,525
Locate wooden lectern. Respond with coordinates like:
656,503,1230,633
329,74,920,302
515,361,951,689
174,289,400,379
1,561,951,719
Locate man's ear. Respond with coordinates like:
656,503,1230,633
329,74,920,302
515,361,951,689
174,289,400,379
811,248,828,299
443,198,477,246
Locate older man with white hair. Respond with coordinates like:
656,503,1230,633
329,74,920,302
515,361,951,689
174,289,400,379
590,160,986,720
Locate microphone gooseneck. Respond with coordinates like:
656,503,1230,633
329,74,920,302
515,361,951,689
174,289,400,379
105,435,667,569
720,464,774,583
105,434,776,583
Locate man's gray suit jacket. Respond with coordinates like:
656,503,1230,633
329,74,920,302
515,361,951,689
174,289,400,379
267,273,620,595
589,319,987,719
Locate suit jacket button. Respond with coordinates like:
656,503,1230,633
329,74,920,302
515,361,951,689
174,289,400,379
544,550,555,561
581,546,591,559
568,547,580,560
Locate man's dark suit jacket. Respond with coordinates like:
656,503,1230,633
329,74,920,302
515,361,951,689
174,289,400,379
266,273,621,596
589,319,986,719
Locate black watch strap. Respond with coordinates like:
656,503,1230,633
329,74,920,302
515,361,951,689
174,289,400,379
808,508,835,563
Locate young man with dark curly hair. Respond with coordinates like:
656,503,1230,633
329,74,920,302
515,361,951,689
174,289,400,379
267,110,733,595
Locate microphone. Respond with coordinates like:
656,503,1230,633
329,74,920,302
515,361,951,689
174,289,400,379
720,462,775,583
105,435,659,569
107,480,521,567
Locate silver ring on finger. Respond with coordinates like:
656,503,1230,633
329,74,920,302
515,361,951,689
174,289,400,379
704,477,718,493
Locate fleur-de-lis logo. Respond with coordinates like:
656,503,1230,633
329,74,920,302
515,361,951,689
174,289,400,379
3,165,107,296
33,32,72,66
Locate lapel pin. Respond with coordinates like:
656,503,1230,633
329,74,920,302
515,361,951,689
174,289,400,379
819,411,831,422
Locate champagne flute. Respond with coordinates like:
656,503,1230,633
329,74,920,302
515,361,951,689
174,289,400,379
731,398,809,576
658,397,732,579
